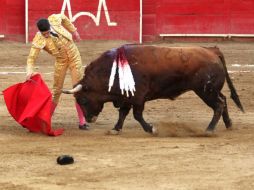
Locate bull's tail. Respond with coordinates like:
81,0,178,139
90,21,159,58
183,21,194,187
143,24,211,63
218,53,244,112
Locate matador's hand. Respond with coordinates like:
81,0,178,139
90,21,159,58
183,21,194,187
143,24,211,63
26,72,38,81
72,30,81,42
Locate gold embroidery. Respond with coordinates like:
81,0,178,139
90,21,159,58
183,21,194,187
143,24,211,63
26,46,41,74
31,32,46,49
27,13,82,104
48,14,76,41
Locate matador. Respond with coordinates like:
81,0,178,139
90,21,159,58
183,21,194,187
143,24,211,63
26,13,89,130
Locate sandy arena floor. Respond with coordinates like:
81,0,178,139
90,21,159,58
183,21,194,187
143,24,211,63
0,40,254,190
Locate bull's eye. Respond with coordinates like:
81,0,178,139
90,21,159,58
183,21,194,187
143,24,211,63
78,98,88,105
83,85,88,91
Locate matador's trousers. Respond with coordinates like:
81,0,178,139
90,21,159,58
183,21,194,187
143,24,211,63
52,40,83,104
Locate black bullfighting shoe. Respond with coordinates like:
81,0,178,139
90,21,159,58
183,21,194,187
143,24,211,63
79,124,89,130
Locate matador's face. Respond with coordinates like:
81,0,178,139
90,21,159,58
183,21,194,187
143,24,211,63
41,30,50,38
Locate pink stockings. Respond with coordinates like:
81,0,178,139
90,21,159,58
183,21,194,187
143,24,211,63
75,103,86,125
50,102,86,126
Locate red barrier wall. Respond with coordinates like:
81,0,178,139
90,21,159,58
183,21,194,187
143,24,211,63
156,0,254,34
28,0,140,42
142,0,254,41
0,0,253,42
0,0,25,41
142,0,156,41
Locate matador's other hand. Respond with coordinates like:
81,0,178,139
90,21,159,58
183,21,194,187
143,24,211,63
72,30,81,42
26,72,38,81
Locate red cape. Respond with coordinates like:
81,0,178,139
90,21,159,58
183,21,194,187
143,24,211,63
3,74,64,136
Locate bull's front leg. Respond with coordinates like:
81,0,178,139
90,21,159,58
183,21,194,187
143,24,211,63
133,104,157,135
107,105,131,135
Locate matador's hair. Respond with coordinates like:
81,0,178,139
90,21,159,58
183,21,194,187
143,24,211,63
36,18,50,32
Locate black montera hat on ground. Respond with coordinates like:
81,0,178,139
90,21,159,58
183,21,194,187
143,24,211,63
37,18,50,32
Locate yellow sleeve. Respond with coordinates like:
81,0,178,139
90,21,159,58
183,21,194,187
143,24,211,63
60,14,77,33
26,46,40,74
26,33,44,74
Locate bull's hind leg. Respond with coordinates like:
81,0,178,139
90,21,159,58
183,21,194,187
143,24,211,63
108,105,131,135
133,104,157,134
196,91,225,132
220,92,232,129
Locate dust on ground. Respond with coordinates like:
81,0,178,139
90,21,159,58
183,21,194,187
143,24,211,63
0,40,254,190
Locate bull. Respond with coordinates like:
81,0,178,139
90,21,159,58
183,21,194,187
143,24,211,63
63,45,244,135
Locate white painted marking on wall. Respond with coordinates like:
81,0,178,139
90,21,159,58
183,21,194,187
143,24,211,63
61,0,117,26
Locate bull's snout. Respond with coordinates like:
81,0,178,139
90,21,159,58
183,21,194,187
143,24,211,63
87,116,97,123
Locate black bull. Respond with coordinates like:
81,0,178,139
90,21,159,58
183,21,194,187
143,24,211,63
63,45,244,135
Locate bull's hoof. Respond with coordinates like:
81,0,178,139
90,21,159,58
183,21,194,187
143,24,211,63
106,129,121,135
90,116,97,123
226,126,233,131
204,130,216,137
225,119,232,129
87,116,97,123
152,127,158,136
79,124,89,130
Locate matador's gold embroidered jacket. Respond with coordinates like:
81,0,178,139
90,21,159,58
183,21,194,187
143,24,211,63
27,13,83,103
26,13,77,73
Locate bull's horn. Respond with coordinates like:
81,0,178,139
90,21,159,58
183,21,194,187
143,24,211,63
62,84,82,94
